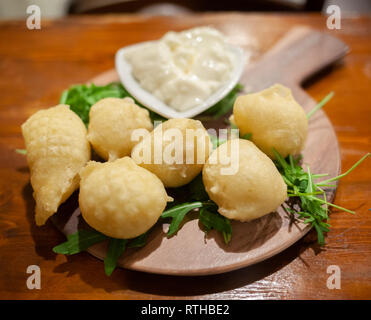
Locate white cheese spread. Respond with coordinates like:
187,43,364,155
125,27,235,111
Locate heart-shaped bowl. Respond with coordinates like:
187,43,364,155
115,41,246,119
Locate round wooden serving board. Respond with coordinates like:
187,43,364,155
51,27,348,276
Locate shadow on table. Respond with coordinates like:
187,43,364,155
22,182,66,261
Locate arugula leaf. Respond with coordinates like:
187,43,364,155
60,83,125,125
161,181,234,244
15,149,27,155
53,228,151,276
273,150,331,245
60,82,165,125
104,238,128,276
317,153,370,186
60,81,242,125
163,169,235,242
188,174,210,202
199,207,232,244
274,149,370,245
241,133,252,140
128,231,149,248
203,83,243,119
53,229,107,255
161,202,203,237
307,92,334,119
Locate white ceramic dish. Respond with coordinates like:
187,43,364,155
115,41,246,119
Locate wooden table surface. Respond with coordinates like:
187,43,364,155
0,13,370,300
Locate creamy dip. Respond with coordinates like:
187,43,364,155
125,27,235,111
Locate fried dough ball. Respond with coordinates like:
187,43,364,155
21,104,90,226
79,157,170,239
233,84,308,159
87,97,153,161
131,118,212,188
203,139,287,221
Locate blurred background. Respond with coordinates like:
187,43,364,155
0,0,370,19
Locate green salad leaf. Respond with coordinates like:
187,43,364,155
161,199,233,244
127,231,149,248
53,228,151,275
163,175,233,244
104,231,151,276
59,82,165,125
15,149,27,155
241,132,252,140
161,202,203,237
104,238,128,276
60,82,243,125
274,149,370,245
53,229,107,255
307,91,334,119
60,83,127,125
188,174,210,202
199,207,232,244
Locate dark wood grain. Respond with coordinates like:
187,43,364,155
0,13,370,299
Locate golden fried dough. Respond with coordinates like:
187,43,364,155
87,97,153,161
131,118,212,187
21,104,90,226
233,84,308,158
79,157,170,239
203,139,287,221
